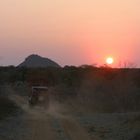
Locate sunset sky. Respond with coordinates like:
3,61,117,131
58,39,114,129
0,0,140,67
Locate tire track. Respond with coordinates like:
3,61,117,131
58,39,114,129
60,117,91,140
26,117,58,140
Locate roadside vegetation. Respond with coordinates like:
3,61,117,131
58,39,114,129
0,65,140,114
0,96,19,121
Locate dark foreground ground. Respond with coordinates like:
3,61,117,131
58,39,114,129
0,94,140,140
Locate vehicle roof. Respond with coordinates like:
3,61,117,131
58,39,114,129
32,86,48,90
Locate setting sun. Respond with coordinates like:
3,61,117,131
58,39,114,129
106,57,114,65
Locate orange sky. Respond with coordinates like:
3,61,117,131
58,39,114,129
0,0,140,67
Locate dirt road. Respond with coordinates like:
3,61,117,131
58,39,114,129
10,95,93,140
4,95,139,140
25,115,92,140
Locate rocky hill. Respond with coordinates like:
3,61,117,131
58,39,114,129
18,54,60,68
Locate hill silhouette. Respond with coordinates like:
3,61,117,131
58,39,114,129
18,54,60,68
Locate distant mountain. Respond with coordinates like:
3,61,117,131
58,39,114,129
18,54,61,68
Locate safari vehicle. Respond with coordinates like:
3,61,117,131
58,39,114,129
29,86,49,106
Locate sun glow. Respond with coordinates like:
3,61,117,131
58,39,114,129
106,57,114,65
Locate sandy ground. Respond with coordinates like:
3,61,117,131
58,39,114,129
0,94,139,140
7,95,93,140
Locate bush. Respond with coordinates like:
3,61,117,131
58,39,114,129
0,96,19,120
